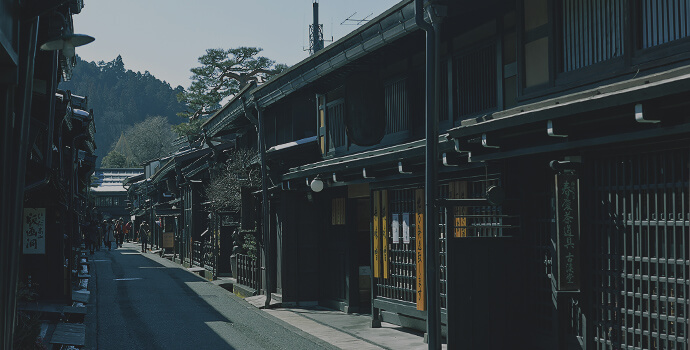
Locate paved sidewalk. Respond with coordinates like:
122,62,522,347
137,242,446,349
259,304,444,350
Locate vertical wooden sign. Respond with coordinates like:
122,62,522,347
555,174,581,291
415,189,425,311
23,208,46,254
381,190,389,279
373,191,381,278
449,181,468,237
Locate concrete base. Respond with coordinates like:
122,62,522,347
233,283,258,298
211,277,235,292
245,294,282,309
200,269,214,281
270,293,282,303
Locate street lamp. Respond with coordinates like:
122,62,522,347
40,33,94,59
39,11,94,59
309,177,324,192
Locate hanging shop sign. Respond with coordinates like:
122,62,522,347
23,208,46,254
415,189,425,311
555,173,581,291
373,191,381,278
381,190,389,279
449,181,468,237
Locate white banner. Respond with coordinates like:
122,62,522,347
402,213,410,244
392,214,400,243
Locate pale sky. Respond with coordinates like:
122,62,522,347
73,0,401,89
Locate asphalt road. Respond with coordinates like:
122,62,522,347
85,242,336,350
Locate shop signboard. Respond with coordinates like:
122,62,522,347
555,173,581,291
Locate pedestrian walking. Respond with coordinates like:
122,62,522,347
115,219,124,247
104,219,115,251
139,221,150,253
87,220,99,254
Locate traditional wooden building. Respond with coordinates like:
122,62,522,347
125,138,238,280
442,1,690,348
22,90,97,301
92,168,143,221
113,0,690,348
201,0,690,348
1,1,94,347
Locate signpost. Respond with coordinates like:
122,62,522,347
162,232,174,249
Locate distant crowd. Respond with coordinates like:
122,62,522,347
83,217,151,254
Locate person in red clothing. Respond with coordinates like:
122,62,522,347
124,220,132,242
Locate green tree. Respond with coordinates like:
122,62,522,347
125,116,176,164
177,47,287,121
59,55,186,166
171,119,204,142
101,116,175,166
101,150,129,168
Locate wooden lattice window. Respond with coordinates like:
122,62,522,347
639,0,690,49
454,44,497,118
384,78,410,135
561,0,625,72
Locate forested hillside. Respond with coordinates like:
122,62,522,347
59,55,186,165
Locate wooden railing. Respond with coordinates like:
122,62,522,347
192,240,203,267
236,253,261,291
203,239,215,272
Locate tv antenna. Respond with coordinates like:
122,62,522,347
340,12,373,26
305,1,333,55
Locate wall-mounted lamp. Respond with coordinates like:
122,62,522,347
309,177,324,192
40,32,94,59
39,12,94,59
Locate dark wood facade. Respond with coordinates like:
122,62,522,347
1,1,96,347
132,1,690,348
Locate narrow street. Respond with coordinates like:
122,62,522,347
86,243,335,350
